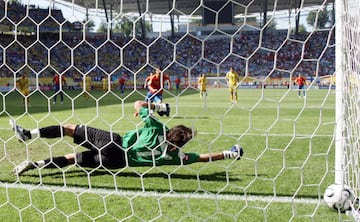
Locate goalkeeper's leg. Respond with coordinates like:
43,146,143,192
10,119,77,142
13,154,74,175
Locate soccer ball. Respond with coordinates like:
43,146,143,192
323,184,355,212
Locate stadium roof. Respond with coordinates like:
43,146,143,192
65,0,335,15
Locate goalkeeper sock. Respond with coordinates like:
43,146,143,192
222,150,239,159
154,103,167,112
35,160,45,168
29,129,39,139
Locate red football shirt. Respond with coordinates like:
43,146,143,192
295,76,306,86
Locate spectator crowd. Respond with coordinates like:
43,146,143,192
0,1,335,87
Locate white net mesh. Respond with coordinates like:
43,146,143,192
342,0,360,218
0,0,352,221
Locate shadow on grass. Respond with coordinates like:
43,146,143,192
33,168,238,181
5,169,320,198
6,168,248,195
4,169,320,198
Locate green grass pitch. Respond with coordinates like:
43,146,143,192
0,87,351,221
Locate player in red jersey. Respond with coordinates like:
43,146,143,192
295,74,306,99
174,76,181,94
145,67,171,116
118,76,126,94
53,73,66,104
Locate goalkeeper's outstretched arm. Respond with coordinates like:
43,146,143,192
197,144,244,162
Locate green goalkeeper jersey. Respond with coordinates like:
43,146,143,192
122,107,199,167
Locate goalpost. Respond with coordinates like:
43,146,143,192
2,0,359,221
336,0,360,217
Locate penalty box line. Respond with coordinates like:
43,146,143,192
0,182,320,205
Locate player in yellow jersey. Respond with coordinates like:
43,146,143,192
198,73,207,98
225,67,239,104
16,73,30,107
83,75,92,100
102,77,108,93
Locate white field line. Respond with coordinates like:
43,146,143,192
0,182,321,205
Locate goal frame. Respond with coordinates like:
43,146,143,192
334,0,345,185
335,0,360,218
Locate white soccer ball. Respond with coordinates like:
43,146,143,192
323,184,355,212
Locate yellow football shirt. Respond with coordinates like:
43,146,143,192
226,71,239,87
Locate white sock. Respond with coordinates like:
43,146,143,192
36,160,45,168
154,103,167,112
30,129,40,138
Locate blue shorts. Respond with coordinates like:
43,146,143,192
54,85,60,92
145,92,162,103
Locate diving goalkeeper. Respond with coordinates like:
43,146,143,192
10,101,243,175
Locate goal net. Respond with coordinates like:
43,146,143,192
0,0,351,221
337,0,360,217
